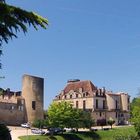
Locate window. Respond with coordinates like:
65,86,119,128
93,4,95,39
32,101,36,110
83,100,86,110
116,112,118,118
96,99,98,109
83,93,85,97
76,94,78,98
96,91,98,96
70,95,72,99
100,112,102,117
76,101,78,108
116,100,118,109
65,95,67,99
103,100,105,109
128,97,130,103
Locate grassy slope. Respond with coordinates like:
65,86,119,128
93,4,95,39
19,126,136,140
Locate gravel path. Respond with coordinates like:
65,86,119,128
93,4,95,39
8,126,34,140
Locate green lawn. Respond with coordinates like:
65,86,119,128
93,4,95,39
19,126,136,140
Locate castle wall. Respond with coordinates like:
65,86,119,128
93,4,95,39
22,74,44,123
0,102,25,125
120,93,130,111
106,94,120,110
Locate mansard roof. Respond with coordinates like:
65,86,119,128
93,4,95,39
63,80,97,94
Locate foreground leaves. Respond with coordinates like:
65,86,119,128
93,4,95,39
0,1,48,45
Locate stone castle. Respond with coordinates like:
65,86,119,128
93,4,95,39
0,74,44,125
54,79,130,125
0,75,130,126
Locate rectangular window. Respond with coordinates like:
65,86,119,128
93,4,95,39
116,112,118,118
128,98,130,103
103,100,105,109
32,101,36,110
116,100,118,109
76,101,78,108
70,95,72,99
96,99,98,109
83,100,86,110
76,94,78,98
83,93,85,97
100,112,102,117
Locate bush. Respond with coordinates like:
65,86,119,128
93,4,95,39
0,123,11,140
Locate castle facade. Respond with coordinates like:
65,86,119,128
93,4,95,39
0,74,44,125
54,79,130,125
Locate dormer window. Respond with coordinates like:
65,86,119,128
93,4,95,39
83,93,85,97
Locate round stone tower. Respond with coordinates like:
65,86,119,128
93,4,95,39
120,93,129,111
22,74,44,123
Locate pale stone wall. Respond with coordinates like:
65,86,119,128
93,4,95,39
106,94,120,110
120,93,129,111
93,97,106,110
91,112,106,121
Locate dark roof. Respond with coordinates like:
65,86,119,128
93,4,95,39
63,80,97,94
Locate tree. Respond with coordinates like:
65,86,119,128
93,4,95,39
107,117,115,129
131,97,140,137
0,123,11,140
47,101,75,129
0,0,48,69
0,0,48,46
78,110,94,130
47,101,94,132
32,119,44,129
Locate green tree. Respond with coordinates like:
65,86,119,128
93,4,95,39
47,101,75,129
0,0,48,46
131,97,140,137
32,119,44,129
107,117,115,129
78,110,94,130
0,123,11,140
47,101,94,132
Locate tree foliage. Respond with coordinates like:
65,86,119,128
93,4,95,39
0,0,48,45
107,117,115,129
0,123,11,140
32,119,45,129
47,101,94,130
47,101,75,129
131,97,140,137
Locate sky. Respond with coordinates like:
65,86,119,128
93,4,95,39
1,0,140,109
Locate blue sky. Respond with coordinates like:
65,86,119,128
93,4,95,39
1,0,140,109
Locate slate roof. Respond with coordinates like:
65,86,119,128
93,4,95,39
63,80,97,94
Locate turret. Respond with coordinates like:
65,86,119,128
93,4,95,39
22,74,44,123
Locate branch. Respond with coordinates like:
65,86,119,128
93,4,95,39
0,2,49,45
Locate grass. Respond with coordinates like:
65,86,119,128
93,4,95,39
19,126,136,140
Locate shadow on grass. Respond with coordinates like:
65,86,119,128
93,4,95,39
57,131,100,140
58,133,82,140
77,131,101,140
48,136,57,140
